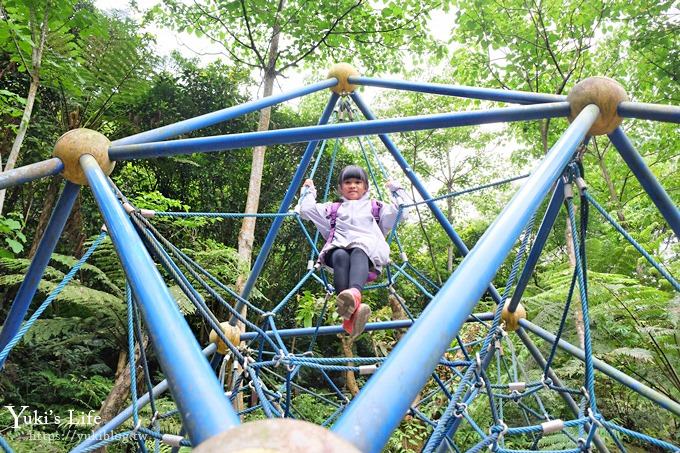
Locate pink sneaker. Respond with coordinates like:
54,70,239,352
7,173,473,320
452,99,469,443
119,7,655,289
342,304,372,338
336,288,361,320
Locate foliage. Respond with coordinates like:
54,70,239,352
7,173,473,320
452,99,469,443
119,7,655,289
0,212,26,257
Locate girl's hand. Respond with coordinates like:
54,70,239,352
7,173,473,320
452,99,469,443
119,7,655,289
303,179,315,188
385,180,401,192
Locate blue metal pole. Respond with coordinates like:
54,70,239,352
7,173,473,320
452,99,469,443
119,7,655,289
507,179,564,312
519,320,680,417
112,78,338,146
348,76,567,105
230,93,340,323
331,105,600,453
350,92,505,302
617,101,680,123
0,158,64,190
238,313,495,341
80,154,239,445
608,127,680,236
72,343,217,453
0,181,79,360
108,102,570,161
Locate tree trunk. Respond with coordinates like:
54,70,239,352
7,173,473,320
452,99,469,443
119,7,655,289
0,7,49,215
388,294,407,341
94,336,148,453
339,334,360,396
233,11,283,413
594,141,626,225
27,176,61,258
565,222,585,349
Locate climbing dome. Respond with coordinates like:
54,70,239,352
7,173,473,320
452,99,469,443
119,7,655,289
0,65,679,452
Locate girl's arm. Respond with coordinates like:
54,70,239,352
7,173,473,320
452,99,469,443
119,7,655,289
299,180,331,238
378,181,411,235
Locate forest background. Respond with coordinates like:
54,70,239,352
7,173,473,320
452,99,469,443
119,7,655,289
0,0,678,451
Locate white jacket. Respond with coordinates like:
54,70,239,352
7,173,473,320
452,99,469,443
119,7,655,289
300,186,406,273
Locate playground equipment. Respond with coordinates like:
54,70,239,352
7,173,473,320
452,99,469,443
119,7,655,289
0,64,678,452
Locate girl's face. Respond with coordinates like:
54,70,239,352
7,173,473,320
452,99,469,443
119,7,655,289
340,177,367,200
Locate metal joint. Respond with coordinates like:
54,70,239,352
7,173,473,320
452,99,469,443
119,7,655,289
564,182,574,199
453,402,467,418
359,364,378,375
575,177,588,193
541,375,553,389
508,381,526,392
161,434,184,448
541,418,564,434
586,408,602,427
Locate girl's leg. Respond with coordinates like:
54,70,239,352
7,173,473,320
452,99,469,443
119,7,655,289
328,248,350,293
348,248,370,290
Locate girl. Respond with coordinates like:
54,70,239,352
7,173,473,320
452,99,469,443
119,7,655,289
300,165,407,338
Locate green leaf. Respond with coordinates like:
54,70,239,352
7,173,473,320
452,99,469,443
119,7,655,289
5,238,23,254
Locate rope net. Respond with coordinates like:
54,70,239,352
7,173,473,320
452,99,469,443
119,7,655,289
1,100,678,453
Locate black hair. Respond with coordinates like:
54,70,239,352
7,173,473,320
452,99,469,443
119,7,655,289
337,165,369,189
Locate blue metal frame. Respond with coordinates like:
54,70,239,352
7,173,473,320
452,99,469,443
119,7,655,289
80,154,239,445
0,181,79,363
617,101,680,123
0,157,64,190
238,313,495,341
519,319,680,416
608,127,680,236
231,93,340,320
332,105,600,453
507,179,564,312
108,102,570,160
112,78,338,146
349,76,567,105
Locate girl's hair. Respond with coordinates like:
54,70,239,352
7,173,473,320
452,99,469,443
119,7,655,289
337,165,369,189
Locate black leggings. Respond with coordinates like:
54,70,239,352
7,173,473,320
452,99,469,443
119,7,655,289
327,248,369,293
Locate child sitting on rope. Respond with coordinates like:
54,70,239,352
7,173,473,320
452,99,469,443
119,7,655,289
300,165,408,338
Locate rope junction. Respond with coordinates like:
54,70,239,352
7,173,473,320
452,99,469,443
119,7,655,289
0,75,678,453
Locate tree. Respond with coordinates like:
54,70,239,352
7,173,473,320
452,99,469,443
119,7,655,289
0,0,106,214
148,0,449,307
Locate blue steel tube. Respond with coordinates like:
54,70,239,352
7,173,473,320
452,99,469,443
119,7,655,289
507,179,564,312
80,154,239,445
350,92,505,302
332,105,600,453
608,127,680,236
239,313,495,341
108,102,570,160
0,181,79,359
73,343,217,453
230,93,340,322
349,76,566,105
519,319,680,417
112,78,338,146
617,101,680,123
0,158,64,190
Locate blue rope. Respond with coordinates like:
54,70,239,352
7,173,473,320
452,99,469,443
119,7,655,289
126,284,141,437
585,192,680,291
402,174,531,208
0,232,106,363
566,198,597,412
154,211,295,218
599,419,679,451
